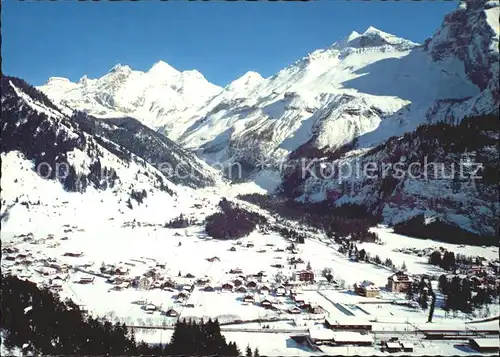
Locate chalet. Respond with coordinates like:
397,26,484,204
229,268,243,274
246,280,258,289
221,283,234,291
204,285,215,292
185,273,195,279
243,295,255,303
387,271,412,293
246,243,254,248
185,303,195,308
469,338,499,353
260,298,274,309
233,279,243,287
177,292,189,299
229,247,236,252
163,280,176,289
4,256,15,261
288,306,302,314
165,308,178,317
354,281,380,298
298,270,315,282
259,285,270,294
275,286,286,296
51,275,67,284
236,286,247,293
237,274,247,281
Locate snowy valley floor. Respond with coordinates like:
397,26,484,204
1,178,499,356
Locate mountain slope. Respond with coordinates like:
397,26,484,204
282,113,499,237
175,0,498,172
70,113,223,188
1,76,218,233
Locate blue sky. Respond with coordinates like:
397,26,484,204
3,0,458,87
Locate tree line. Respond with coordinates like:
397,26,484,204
205,198,268,240
238,193,378,240
1,275,241,356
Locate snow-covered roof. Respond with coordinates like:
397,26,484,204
470,338,499,348
309,328,335,341
386,342,401,349
356,280,377,288
332,331,373,343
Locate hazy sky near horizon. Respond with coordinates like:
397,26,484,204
3,0,458,86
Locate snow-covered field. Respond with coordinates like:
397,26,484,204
2,184,498,356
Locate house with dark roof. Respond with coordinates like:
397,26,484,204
165,308,179,317
243,295,255,303
236,286,247,293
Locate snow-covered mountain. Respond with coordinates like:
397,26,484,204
34,0,499,237
38,61,222,138
175,0,498,170
1,75,227,232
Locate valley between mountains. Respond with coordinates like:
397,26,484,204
1,0,499,356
